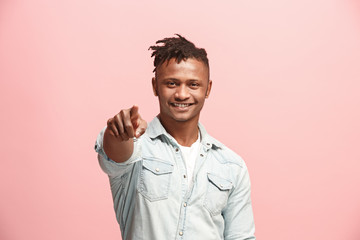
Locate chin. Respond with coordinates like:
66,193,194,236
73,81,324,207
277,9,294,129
171,113,198,122
172,117,190,122
160,107,199,123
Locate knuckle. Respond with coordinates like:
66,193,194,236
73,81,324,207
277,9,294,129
124,123,132,130
111,127,118,135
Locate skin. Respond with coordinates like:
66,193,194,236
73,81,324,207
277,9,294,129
103,57,212,163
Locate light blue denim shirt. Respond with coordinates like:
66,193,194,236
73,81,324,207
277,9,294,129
95,117,255,240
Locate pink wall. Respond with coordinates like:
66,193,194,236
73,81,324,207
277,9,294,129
1,0,359,239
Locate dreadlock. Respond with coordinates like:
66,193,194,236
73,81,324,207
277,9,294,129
148,34,209,74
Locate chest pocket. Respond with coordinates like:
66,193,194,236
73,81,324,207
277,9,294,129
204,173,233,216
138,157,174,202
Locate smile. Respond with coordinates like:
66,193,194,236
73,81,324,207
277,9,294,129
171,103,193,108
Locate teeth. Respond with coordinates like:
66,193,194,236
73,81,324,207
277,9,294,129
173,103,190,107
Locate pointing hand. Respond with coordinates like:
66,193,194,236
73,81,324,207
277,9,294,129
107,105,147,141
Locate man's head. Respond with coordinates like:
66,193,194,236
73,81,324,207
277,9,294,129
149,34,212,124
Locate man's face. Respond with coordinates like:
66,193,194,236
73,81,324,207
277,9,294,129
152,58,212,124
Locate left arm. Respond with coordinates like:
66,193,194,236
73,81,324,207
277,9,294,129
222,164,256,240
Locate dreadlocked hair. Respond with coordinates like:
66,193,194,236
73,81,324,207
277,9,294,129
148,34,209,73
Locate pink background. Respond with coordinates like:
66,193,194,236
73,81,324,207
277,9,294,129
1,0,359,239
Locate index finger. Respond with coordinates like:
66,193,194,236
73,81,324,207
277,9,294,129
130,105,139,118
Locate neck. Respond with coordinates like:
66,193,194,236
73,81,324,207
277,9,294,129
158,114,199,147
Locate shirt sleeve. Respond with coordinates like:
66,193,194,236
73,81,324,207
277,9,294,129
94,126,142,178
222,162,256,240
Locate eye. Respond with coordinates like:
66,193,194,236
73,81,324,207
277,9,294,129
189,82,199,89
167,81,176,87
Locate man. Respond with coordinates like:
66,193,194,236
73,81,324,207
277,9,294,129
94,34,256,240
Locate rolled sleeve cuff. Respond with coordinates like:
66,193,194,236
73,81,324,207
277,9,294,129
94,126,111,161
94,126,142,177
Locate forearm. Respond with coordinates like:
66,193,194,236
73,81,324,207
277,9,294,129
103,127,134,163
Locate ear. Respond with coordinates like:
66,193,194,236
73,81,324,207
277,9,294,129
205,80,212,98
152,77,158,96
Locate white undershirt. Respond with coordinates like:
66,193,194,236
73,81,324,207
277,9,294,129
178,132,201,185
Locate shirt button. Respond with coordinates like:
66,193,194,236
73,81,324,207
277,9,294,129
207,143,210,146
179,231,183,236
200,153,204,157
175,148,179,152
183,202,187,207
183,175,187,178
155,168,160,172
220,184,224,188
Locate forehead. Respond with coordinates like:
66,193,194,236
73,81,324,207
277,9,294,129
156,58,209,80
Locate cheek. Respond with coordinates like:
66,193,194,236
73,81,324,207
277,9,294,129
159,89,173,98
158,92,170,104
194,91,207,100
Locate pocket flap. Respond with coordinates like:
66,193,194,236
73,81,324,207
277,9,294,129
143,158,174,175
207,173,233,190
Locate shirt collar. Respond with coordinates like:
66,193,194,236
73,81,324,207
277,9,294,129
146,116,223,150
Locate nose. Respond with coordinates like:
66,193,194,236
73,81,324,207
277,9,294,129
174,84,190,100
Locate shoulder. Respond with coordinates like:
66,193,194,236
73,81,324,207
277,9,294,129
205,134,252,191
199,122,246,169
206,134,247,169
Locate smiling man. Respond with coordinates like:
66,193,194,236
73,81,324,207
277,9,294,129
94,34,256,240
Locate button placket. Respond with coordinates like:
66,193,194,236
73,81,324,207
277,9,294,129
174,145,189,200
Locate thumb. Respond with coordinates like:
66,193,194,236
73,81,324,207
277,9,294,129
135,120,147,138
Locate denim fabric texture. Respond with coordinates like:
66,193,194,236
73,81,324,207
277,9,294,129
95,117,256,240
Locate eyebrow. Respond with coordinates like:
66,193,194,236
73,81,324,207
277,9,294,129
162,78,179,81
162,78,200,82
